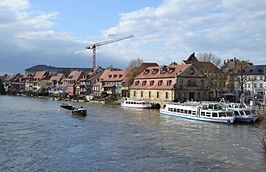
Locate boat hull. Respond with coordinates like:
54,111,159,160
234,116,258,123
121,103,152,109
60,105,87,117
160,109,235,124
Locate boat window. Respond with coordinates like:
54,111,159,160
219,112,226,117
188,110,192,114
134,102,136,104
244,110,251,115
202,105,207,109
226,112,233,117
201,112,205,116
184,110,187,114
168,108,173,112
173,108,177,112
208,104,213,109
177,109,180,113
180,109,184,113
212,112,218,117
234,111,240,116
192,111,196,116
206,112,211,117
239,111,245,116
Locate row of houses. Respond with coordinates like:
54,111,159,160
1,53,266,104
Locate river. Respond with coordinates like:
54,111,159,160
0,96,266,171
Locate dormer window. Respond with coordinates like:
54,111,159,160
150,80,154,86
119,74,123,78
160,68,167,74
143,69,149,75
158,80,163,86
135,81,140,86
108,75,112,78
152,69,158,75
142,81,147,86
114,74,117,78
168,68,175,73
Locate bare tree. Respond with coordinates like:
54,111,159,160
197,52,222,67
126,57,143,70
125,58,144,87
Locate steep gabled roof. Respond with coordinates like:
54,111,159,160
33,71,47,79
66,71,83,81
49,73,65,82
183,52,198,63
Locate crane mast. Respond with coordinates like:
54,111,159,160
86,35,133,68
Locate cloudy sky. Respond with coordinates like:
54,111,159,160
0,0,265,74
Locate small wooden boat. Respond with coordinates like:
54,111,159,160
60,104,87,116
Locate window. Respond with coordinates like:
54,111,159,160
148,91,151,98
157,92,160,98
248,84,251,88
188,79,197,87
142,81,147,86
212,112,218,117
133,91,136,96
113,74,117,78
135,81,140,86
254,83,257,88
201,112,205,116
158,80,163,86
260,76,264,80
166,80,172,86
150,80,154,86
260,83,263,88
160,68,167,74
206,112,211,117
119,74,123,78
201,80,204,87
143,69,149,75
141,91,143,97
165,92,169,99
152,69,158,75
219,112,226,117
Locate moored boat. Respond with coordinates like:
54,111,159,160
121,98,152,109
60,104,87,116
160,102,235,124
225,103,258,123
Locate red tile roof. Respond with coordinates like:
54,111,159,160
100,70,126,82
49,73,65,82
135,64,191,79
33,71,47,79
65,71,83,81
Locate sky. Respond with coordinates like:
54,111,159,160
0,0,266,74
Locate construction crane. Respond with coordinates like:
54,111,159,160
86,35,134,68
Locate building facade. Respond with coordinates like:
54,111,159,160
129,63,209,104
235,65,266,102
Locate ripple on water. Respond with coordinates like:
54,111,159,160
0,96,266,171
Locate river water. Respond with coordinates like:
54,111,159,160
0,96,266,171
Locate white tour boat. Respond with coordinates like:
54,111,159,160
160,102,235,124
121,98,153,109
225,103,258,123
